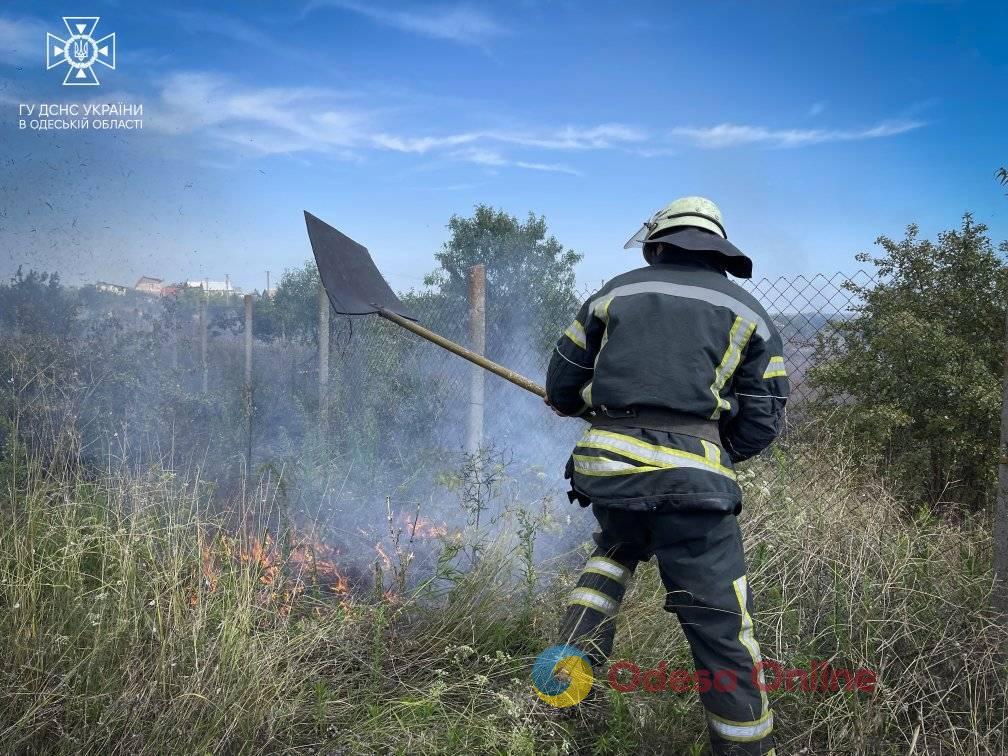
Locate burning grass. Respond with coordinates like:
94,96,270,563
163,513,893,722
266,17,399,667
0,441,1006,755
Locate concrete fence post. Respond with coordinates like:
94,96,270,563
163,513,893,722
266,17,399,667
198,294,208,393
318,281,330,431
994,310,1008,617
466,263,486,455
170,324,179,371
244,294,254,488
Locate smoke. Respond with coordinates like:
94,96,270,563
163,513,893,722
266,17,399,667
0,272,594,593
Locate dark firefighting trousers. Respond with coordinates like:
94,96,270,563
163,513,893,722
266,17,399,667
558,505,775,756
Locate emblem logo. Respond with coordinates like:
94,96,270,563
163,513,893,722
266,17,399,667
531,644,594,707
46,17,116,86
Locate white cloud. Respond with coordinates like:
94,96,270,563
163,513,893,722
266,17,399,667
133,71,927,173
856,121,926,138
670,119,925,149
147,72,368,157
371,132,482,153
143,72,597,174
513,160,581,176
455,147,580,175
0,16,47,65
370,124,645,153
459,147,507,166
304,1,504,45
486,124,647,150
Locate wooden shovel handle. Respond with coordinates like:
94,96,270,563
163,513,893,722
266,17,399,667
378,308,547,398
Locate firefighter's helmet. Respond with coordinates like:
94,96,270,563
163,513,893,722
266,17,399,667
624,196,727,248
623,196,754,278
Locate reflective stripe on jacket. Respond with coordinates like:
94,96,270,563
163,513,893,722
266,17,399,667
546,254,789,511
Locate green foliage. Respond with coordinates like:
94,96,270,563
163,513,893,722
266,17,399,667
423,205,583,355
253,261,321,343
809,213,1008,512
0,267,78,336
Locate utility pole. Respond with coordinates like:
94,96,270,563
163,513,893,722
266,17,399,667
994,310,1008,617
466,264,486,455
266,270,271,294
318,281,330,431
244,294,254,489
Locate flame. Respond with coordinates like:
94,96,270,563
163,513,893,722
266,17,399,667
407,515,451,540
374,542,392,571
193,528,357,613
190,508,455,613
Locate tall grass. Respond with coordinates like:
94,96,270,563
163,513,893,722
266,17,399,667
1,435,1006,755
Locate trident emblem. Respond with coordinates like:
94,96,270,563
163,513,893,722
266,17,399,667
72,39,90,63
46,17,116,86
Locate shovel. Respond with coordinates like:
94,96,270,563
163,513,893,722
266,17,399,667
304,211,547,398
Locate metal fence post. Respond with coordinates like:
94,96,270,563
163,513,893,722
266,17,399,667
466,263,486,455
318,281,330,431
994,310,1008,617
244,294,254,489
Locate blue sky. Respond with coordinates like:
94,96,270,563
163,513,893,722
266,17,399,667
0,0,1005,294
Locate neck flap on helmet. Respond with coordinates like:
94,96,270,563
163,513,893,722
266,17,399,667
642,227,754,279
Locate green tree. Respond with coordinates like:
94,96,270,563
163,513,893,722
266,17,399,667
253,261,321,343
809,214,1008,513
422,205,583,359
0,268,78,336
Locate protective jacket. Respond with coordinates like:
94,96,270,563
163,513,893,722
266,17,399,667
545,249,789,513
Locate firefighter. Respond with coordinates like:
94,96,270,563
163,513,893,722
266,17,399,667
544,196,788,756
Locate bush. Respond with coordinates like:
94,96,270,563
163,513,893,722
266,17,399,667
809,214,1008,514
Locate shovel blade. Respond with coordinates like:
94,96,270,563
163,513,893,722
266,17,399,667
304,211,416,320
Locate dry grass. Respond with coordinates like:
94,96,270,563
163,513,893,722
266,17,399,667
599,446,1008,755
1,437,1005,755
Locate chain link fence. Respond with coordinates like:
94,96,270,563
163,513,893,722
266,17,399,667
0,267,878,539
743,271,875,440
31,270,873,510
302,270,876,497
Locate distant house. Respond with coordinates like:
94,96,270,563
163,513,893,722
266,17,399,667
184,279,241,295
135,276,164,296
96,281,127,295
